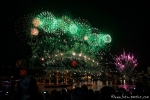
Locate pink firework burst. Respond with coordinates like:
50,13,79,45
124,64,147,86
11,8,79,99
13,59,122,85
113,51,138,74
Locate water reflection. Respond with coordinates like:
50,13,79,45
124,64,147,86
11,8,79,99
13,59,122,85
37,80,135,94
1,80,135,95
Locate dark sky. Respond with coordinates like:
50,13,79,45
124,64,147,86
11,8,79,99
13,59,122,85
0,1,150,70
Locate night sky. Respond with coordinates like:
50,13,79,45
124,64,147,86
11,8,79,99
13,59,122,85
0,1,150,71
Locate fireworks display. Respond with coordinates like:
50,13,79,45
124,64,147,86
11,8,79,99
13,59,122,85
113,51,138,74
15,11,112,72
31,11,112,54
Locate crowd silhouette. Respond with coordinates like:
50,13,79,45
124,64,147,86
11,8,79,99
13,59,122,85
0,75,150,100
10,75,45,100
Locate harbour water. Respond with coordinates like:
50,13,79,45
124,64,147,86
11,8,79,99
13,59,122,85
37,80,135,94
0,80,135,95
